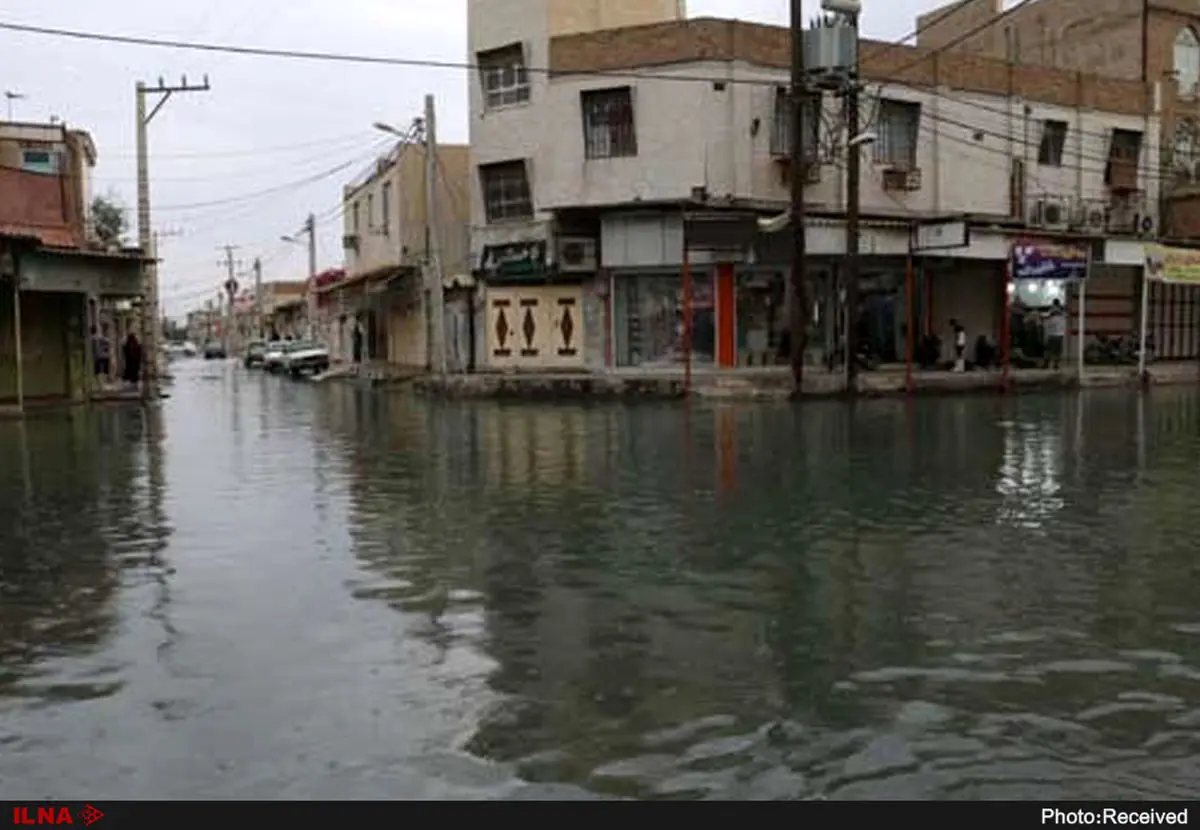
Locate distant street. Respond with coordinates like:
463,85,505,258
1,360,1199,799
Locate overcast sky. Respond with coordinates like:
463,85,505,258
0,0,957,317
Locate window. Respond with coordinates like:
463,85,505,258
1106,127,1142,188
367,193,374,228
771,88,820,159
1109,127,1142,162
353,201,360,234
1037,119,1068,166
1176,28,1200,98
480,160,532,222
478,44,530,109
381,182,391,235
581,87,637,159
21,149,58,174
873,99,921,168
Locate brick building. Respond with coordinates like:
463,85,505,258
465,4,1174,371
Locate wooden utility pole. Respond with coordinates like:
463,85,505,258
423,94,447,376
136,75,210,398
788,0,808,392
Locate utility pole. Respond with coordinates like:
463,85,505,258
844,7,862,394
136,74,210,399
219,245,240,355
423,93,447,376
305,214,317,341
788,0,808,392
253,257,263,339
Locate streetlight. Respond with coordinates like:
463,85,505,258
373,121,403,136
281,217,316,339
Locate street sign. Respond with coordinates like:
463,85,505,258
911,218,969,252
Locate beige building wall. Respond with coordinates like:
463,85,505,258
342,143,470,279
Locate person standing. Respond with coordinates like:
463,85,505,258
1043,298,1067,369
121,332,143,386
950,319,967,372
91,326,111,379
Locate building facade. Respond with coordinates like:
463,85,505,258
0,120,144,411
465,11,1163,372
324,139,470,369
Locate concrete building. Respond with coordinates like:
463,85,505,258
913,0,1200,360
465,8,1163,373
321,139,470,370
0,120,146,412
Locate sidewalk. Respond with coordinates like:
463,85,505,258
407,361,1200,401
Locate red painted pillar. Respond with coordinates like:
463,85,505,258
716,262,736,368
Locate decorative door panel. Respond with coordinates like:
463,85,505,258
549,295,583,362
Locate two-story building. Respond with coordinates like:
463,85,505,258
467,5,1164,373
916,0,1200,360
0,120,147,413
324,137,470,370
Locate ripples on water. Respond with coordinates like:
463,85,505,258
1,361,1199,799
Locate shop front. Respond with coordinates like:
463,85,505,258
611,270,715,368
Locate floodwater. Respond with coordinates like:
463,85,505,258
1,360,1199,800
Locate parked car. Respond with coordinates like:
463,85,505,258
203,341,227,360
284,342,331,377
262,341,294,373
243,341,269,369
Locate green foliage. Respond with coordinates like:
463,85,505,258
90,194,127,246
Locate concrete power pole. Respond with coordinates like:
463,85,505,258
843,8,862,393
423,94,447,376
136,74,210,399
305,214,317,341
219,245,240,355
253,257,263,339
788,0,808,392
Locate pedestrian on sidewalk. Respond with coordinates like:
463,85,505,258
950,319,967,372
1043,299,1066,369
91,326,111,379
121,332,143,386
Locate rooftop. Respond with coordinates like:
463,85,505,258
548,17,1150,116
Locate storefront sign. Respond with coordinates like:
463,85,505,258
480,241,547,280
1144,244,1200,285
1011,240,1088,281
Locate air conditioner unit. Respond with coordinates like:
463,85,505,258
557,237,597,272
342,234,359,250
1134,212,1156,237
1074,200,1107,233
1028,196,1069,229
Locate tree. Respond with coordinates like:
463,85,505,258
90,194,127,246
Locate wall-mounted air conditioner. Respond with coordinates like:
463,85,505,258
557,237,597,273
1028,196,1069,229
1073,200,1107,233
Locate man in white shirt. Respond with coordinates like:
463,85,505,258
1043,299,1066,369
950,319,966,371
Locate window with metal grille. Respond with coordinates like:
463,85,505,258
480,160,532,222
581,87,637,160
873,99,921,168
771,88,820,159
478,44,530,110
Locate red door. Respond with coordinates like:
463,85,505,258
716,263,736,368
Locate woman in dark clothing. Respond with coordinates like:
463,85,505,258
121,333,143,385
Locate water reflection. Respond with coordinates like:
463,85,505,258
4,369,1200,799
329,389,1200,799
0,407,172,707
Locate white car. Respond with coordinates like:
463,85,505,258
282,342,330,377
262,342,291,373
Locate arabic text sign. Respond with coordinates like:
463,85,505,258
1011,240,1089,281
1144,244,1200,285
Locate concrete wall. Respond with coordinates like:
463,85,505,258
0,123,94,246
343,144,471,281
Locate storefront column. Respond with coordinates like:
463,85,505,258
716,262,736,368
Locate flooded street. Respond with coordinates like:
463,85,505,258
2,360,1200,799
